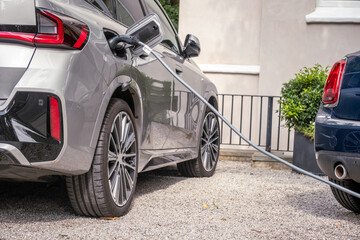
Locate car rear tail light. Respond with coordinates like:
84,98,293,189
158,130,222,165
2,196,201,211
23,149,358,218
0,32,35,43
35,9,89,49
322,60,346,105
49,97,61,141
34,10,64,45
0,9,89,49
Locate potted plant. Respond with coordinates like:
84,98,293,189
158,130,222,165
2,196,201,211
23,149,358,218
279,64,328,174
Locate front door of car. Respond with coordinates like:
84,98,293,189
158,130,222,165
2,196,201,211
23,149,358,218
141,0,201,149
169,59,204,148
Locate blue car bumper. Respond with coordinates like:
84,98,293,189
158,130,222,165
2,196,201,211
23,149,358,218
315,106,360,183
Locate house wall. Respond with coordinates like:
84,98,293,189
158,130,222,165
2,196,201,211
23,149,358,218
179,0,360,96
178,0,262,95
258,0,360,95
178,0,360,150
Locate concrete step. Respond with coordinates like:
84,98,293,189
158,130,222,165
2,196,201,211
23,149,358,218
252,151,293,170
219,148,255,162
219,146,293,170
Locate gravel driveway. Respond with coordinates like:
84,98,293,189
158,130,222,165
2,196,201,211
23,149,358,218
0,160,359,239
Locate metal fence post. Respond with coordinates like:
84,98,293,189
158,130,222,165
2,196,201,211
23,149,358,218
266,97,273,152
217,94,291,152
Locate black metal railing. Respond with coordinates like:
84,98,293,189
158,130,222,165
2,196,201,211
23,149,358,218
217,94,293,152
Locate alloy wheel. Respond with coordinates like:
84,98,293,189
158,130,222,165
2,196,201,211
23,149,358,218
200,112,220,171
107,111,137,207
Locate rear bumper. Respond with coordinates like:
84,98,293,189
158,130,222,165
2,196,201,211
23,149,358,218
0,42,103,178
315,106,360,153
0,144,63,181
0,89,93,179
0,91,67,180
0,144,31,166
317,150,360,183
0,92,63,163
315,105,360,183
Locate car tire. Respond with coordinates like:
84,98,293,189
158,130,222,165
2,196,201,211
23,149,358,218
66,99,138,217
178,107,220,177
329,177,360,213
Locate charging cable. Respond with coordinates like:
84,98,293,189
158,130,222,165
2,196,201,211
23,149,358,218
135,41,360,199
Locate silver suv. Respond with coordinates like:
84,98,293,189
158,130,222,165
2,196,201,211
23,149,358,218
0,0,219,217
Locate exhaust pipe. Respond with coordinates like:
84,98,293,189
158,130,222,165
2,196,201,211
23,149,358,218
334,164,349,180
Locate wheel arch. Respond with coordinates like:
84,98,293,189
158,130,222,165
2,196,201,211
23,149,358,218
110,87,141,120
177,91,220,177
90,78,143,151
208,95,218,110
202,90,219,116
193,91,219,148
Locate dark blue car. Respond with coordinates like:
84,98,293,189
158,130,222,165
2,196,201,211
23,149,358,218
315,51,360,213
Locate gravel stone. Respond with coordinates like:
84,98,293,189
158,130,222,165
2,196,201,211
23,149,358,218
0,160,359,239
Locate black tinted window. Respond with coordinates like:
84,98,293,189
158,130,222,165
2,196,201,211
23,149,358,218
87,0,115,17
115,0,135,26
144,0,179,54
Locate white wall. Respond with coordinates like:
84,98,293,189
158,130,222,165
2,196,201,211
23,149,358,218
178,0,360,150
179,0,360,96
179,0,262,95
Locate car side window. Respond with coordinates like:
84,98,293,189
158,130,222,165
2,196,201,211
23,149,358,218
114,0,136,26
144,0,180,54
119,0,145,22
86,0,115,17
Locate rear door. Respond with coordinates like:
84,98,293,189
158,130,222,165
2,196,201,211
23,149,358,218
0,0,37,106
95,0,173,150
132,0,181,150
141,0,201,149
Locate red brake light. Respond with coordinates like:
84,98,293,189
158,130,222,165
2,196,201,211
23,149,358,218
34,9,89,49
0,9,89,49
322,60,346,105
34,10,64,45
50,97,61,141
72,27,89,49
0,32,35,43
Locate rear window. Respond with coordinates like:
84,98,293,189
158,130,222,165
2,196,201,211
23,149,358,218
341,56,360,89
86,0,143,26
118,0,145,23
86,0,114,17
114,0,135,26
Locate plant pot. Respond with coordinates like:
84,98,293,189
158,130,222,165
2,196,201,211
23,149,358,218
293,131,323,175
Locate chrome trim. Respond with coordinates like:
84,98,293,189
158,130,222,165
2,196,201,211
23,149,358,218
0,143,31,166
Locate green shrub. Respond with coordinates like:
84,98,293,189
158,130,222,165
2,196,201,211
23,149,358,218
159,0,179,30
279,64,329,139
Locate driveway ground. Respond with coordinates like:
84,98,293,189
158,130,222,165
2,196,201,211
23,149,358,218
0,160,359,239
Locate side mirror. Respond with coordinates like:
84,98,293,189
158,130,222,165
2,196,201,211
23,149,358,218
109,14,164,56
183,34,200,58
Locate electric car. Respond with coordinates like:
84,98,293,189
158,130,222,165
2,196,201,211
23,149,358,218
0,0,220,217
315,51,360,213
